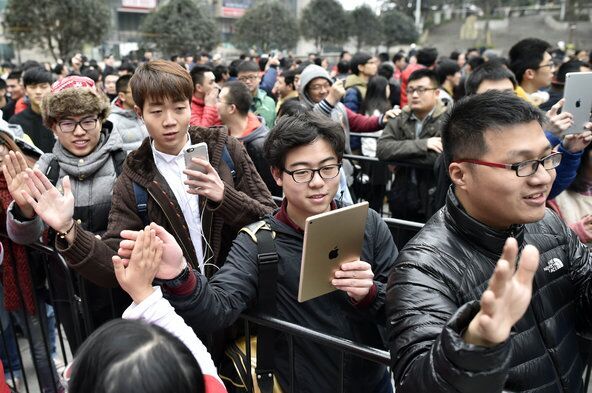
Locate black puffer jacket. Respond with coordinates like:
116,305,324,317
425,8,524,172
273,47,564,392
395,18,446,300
387,188,592,393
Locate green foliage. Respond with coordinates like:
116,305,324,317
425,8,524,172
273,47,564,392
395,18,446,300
349,5,382,50
300,0,349,50
234,1,298,52
141,0,219,56
4,0,110,61
380,9,419,49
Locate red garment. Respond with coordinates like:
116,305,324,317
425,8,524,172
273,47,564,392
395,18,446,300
344,106,381,132
204,375,227,393
0,175,36,314
14,97,27,116
190,97,222,127
239,113,261,138
399,63,425,107
0,361,10,393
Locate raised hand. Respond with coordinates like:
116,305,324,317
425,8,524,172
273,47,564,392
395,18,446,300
332,260,375,302
426,137,443,153
546,99,574,136
562,125,592,153
113,227,164,304
118,222,185,280
2,151,35,218
183,157,225,202
21,169,75,236
463,238,539,347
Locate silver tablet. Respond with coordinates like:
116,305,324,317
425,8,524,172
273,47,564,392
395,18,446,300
562,72,592,135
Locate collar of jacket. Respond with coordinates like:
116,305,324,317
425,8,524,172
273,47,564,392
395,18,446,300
344,74,368,96
401,100,447,122
445,186,525,258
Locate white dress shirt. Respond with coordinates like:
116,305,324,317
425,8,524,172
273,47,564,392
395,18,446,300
151,136,205,272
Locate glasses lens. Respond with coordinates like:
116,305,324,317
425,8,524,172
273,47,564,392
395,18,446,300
320,165,340,179
81,119,96,130
517,160,539,177
292,169,312,183
543,153,562,169
59,122,75,132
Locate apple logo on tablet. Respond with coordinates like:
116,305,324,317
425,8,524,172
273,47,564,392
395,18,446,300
575,99,581,108
328,247,339,260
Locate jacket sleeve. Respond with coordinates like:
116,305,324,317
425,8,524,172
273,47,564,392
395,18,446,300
166,232,260,337
192,105,221,128
548,144,582,199
387,249,512,392
6,201,45,245
54,173,145,288
207,139,275,230
345,107,383,132
376,118,439,166
343,88,361,113
260,67,277,97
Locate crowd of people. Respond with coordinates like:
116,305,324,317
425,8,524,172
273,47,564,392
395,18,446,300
0,38,588,393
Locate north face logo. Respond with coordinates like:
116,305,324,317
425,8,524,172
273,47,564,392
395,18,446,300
543,258,564,273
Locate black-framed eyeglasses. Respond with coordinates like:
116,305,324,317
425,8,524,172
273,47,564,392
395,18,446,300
57,118,99,133
536,62,555,70
406,87,437,95
283,163,342,183
453,152,562,177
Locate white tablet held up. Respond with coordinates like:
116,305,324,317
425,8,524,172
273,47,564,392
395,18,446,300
298,202,369,303
562,72,592,135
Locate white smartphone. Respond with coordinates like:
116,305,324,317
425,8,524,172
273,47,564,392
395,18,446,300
562,72,592,135
184,142,209,174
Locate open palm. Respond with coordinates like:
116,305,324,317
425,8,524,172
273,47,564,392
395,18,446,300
22,169,75,233
2,151,33,211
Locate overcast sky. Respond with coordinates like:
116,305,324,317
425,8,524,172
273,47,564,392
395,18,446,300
339,0,382,12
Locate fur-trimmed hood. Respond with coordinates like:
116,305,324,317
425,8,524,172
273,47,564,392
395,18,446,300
41,87,110,129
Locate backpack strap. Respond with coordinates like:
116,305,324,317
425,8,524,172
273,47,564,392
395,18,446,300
239,220,278,393
221,145,236,179
132,182,150,226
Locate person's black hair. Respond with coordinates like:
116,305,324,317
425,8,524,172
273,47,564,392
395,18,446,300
264,111,345,169
229,59,242,78
118,62,136,74
349,52,373,75
68,319,205,393
222,80,251,116
416,47,438,67
190,64,213,87
466,47,479,57
53,63,66,75
392,52,405,63
508,38,551,84
408,68,439,87
22,67,53,87
568,143,592,193
339,51,350,60
276,99,307,120
81,67,100,83
377,63,394,80
555,60,586,85
467,56,485,71
313,57,323,67
281,69,296,88
6,70,22,81
21,60,42,71
465,61,517,95
360,75,391,115
336,60,349,75
170,55,179,62
237,61,259,74
442,90,545,167
295,62,310,76
436,59,460,85
115,74,132,94
450,50,460,61
0,79,7,91
258,57,268,72
378,52,389,63
213,64,229,83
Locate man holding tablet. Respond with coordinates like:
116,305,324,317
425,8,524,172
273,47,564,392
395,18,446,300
119,111,398,393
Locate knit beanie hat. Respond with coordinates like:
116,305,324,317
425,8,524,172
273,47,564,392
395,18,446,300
41,76,110,129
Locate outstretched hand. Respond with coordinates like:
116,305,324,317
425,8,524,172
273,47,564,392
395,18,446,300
463,238,539,347
2,151,35,218
118,222,185,280
113,227,163,304
21,168,75,236
546,99,574,136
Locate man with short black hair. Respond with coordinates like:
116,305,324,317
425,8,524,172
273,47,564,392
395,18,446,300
400,47,438,107
273,69,298,114
464,60,517,95
387,90,592,392
3,70,24,121
189,64,222,127
509,38,553,104
216,81,280,196
9,67,55,153
107,74,148,152
377,68,448,223
435,59,461,106
237,61,275,127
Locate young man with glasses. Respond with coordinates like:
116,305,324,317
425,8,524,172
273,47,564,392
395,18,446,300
236,61,276,127
377,68,450,223
509,38,555,106
387,90,592,392
126,112,398,392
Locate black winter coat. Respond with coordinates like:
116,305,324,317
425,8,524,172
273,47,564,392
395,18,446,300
387,188,592,393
